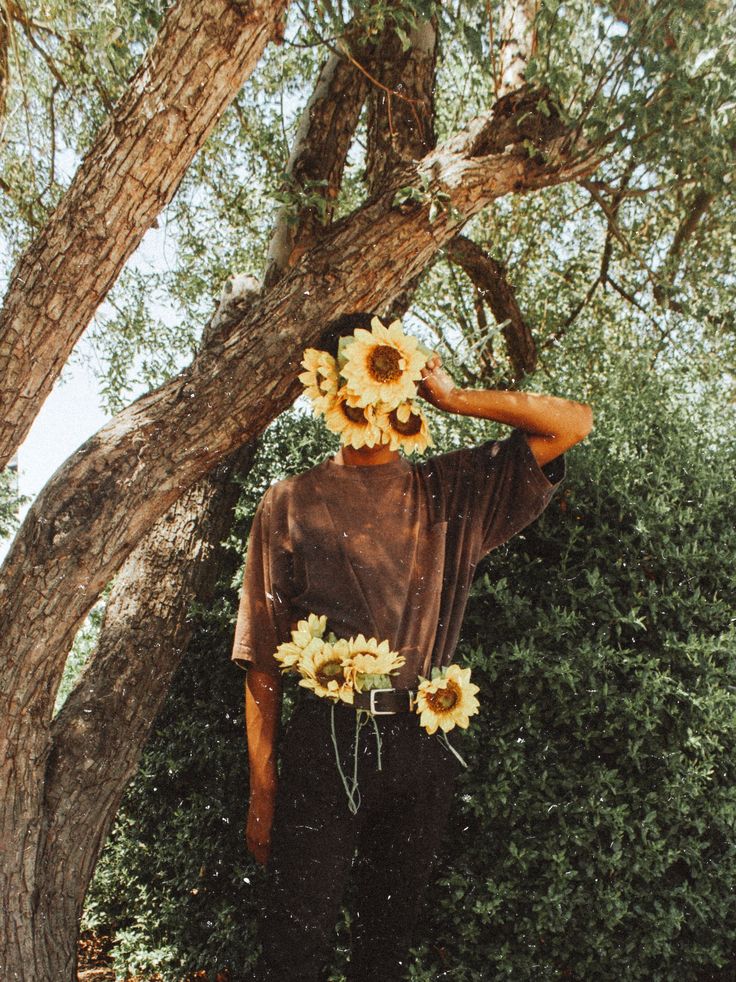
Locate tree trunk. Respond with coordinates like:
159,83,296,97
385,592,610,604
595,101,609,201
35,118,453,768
1,437,256,981
0,0,289,470
0,3,8,123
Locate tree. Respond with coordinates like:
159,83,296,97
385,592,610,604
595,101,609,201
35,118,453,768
0,0,734,978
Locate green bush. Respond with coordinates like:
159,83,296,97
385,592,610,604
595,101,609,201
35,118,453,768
84,366,736,981
412,364,736,981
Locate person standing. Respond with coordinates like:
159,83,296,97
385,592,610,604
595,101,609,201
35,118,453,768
231,313,593,981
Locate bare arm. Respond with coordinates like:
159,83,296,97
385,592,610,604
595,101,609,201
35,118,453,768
418,354,593,467
245,668,282,865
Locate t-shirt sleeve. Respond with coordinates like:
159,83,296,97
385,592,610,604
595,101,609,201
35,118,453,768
231,485,293,675
428,427,566,562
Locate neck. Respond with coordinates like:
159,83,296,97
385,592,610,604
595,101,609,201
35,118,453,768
335,444,400,467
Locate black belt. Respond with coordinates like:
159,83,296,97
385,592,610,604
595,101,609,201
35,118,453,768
352,687,417,715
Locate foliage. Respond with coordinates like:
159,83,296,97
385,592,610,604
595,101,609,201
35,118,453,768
2,1,734,404
0,463,27,541
54,589,110,715
84,357,736,980
412,360,736,981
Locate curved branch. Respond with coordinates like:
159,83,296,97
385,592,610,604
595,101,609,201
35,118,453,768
446,234,537,380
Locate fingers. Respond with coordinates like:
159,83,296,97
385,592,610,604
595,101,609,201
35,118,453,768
421,353,442,378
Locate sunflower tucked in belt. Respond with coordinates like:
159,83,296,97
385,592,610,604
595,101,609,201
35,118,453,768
273,613,480,813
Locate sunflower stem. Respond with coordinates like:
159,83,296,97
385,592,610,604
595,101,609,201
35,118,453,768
437,729,467,768
331,702,361,814
369,712,383,771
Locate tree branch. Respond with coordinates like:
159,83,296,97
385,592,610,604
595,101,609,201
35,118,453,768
0,1,9,123
445,233,537,380
38,437,257,976
364,17,437,195
497,0,538,98
0,0,290,469
364,15,438,318
263,30,370,287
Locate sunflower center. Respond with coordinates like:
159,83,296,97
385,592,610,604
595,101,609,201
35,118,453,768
317,660,345,686
341,401,368,424
426,681,459,712
388,407,422,436
369,345,403,383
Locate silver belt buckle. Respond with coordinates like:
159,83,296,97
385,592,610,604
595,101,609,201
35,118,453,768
368,688,417,714
369,687,398,715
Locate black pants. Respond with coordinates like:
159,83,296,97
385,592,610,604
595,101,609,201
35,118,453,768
251,693,462,982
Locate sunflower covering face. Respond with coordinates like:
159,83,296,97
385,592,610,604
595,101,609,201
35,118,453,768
299,316,434,454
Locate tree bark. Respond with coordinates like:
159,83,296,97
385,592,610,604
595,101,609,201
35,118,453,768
446,234,537,379
0,2,9,123
0,282,261,980
263,42,369,286
496,0,538,98
0,0,289,470
364,17,437,195
364,16,438,320
30,441,257,982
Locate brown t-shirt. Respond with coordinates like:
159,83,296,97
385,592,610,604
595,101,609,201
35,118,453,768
231,428,565,687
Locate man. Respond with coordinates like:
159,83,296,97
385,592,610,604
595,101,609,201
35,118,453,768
231,313,593,981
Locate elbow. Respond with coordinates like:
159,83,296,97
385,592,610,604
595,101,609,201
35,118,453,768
564,403,594,447
578,403,594,439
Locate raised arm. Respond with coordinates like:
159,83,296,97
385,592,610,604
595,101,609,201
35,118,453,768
245,668,282,866
418,354,593,467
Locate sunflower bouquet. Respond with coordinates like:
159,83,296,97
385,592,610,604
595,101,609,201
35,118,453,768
273,613,480,812
299,316,434,454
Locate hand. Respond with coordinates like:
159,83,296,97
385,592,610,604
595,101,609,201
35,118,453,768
417,353,457,410
246,788,276,866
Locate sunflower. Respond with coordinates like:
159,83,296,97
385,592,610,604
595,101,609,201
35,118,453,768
342,633,405,691
292,612,328,644
274,634,323,673
298,638,354,704
299,349,339,412
415,664,480,734
273,613,328,672
375,399,433,454
322,386,383,449
340,316,427,408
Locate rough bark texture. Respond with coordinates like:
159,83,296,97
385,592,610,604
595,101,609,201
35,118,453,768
0,279,260,982
0,0,289,470
364,17,438,320
263,45,369,286
33,441,257,982
446,233,537,379
0,3,8,123
364,18,437,195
